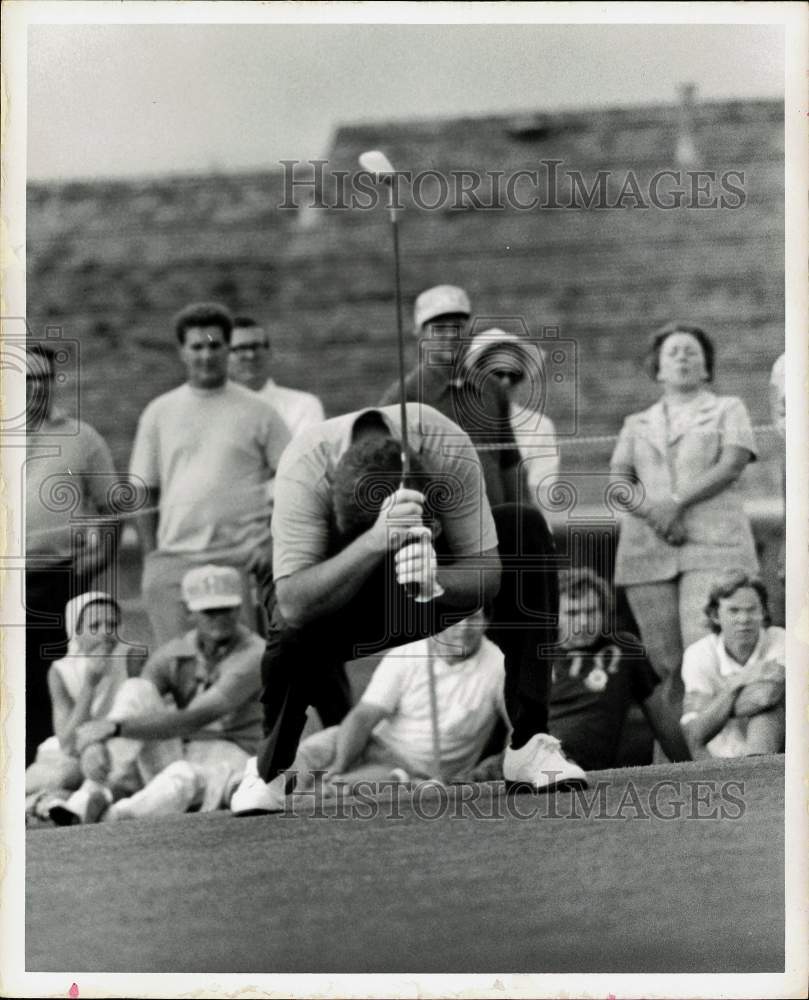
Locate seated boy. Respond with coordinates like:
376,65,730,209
680,571,785,760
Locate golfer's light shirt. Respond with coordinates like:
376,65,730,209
680,627,785,758
271,404,498,581
362,636,506,778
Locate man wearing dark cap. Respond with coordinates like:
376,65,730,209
231,403,585,814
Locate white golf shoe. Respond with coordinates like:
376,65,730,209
503,734,588,793
48,780,112,825
230,757,288,815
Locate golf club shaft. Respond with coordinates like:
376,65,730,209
390,201,410,484
425,640,443,782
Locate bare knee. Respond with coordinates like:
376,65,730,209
25,759,81,796
162,760,201,796
746,704,785,754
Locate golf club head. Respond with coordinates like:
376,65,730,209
359,149,395,182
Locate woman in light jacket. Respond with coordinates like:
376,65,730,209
610,323,758,733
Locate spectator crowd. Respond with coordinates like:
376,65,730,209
24,290,787,824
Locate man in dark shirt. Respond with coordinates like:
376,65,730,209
378,284,523,507
459,568,683,778
548,568,662,770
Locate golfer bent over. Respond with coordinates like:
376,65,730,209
232,404,585,814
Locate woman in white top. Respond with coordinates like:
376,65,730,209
25,592,145,796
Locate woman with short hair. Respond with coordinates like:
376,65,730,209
610,322,759,727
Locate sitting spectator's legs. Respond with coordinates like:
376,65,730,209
107,760,203,820
105,676,184,786
25,738,82,796
744,701,785,754
184,739,251,810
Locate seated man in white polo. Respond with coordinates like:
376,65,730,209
51,565,264,823
680,571,785,760
288,610,508,796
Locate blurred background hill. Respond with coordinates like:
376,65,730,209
27,96,783,490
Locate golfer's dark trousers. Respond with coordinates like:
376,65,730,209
257,503,558,782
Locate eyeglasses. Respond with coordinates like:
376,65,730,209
229,342,268,356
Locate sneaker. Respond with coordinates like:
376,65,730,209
503,734,588,793
230,757,288,816
49,781,112,825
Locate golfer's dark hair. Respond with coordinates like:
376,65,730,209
703,570,770,633
174,302,234,345
558,567,613,620
645,322,715,382
332,436,428,542
26,342,57,376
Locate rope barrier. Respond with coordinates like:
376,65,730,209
24,423,783,543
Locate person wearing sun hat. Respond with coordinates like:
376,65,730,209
463,328,560,510
48,564,264,824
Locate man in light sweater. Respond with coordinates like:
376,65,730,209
129,302,291,645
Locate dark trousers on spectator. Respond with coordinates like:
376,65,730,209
257,503,558,782
25,559,75,765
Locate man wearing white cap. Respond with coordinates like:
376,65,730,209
52,564,264,823
380,285,524,507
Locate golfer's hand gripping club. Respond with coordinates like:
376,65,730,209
369,488,443,601
395,525,444,603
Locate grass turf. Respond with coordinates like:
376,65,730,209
25,754,783,974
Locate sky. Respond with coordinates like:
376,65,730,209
26,20,786,181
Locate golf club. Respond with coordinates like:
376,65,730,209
359,149,443,782
358,150,409,481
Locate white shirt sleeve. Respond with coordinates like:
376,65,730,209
129,403,160,488
361,651,410,714
681,637,718,697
